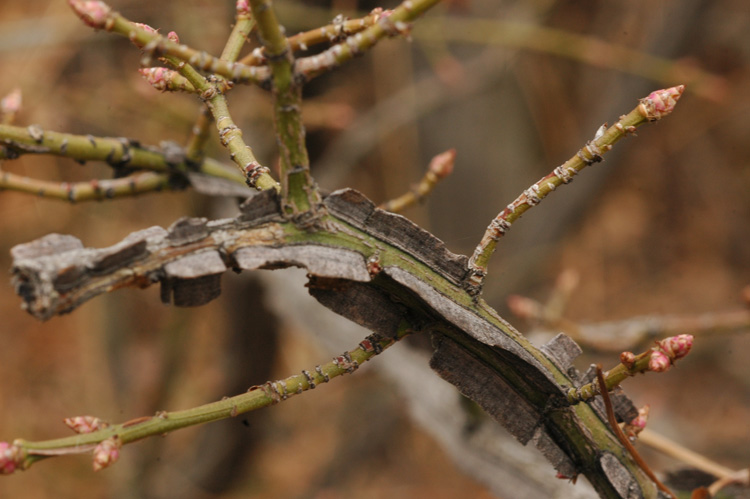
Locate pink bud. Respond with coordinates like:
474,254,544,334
658,334,694,360
167,31,179,43
619,351,636,369
638,85,685,121
624,405,650,441
68,0,111,29
648,349,671,372
0,442,24,475
428,149,456,179
236,0,250,15
64,415,108,434
92,437,121,471
1,88,22,115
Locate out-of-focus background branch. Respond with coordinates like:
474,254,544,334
0,0,748,497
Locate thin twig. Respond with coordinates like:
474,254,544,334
0,123,244,184
567,334,693,404
296,0,441,80
0,170,177,202
184,1,257,163
248,0,321,214
238,8,390,67
379,148,455,213
596,365,677,499
4,325,413,473
67,1,269,86
466,85,685,295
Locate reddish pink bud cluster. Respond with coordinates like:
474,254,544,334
139,67,175,91
0,442,24,475
638,85,685,121
657,333,693,360
92,436,121,471
167,31,179,43
236,0,250,15
428,149,456,179
68,0,111,29
648,334,694,372
64,415,108,434
623,405,650,441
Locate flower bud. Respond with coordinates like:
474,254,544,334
64,415,108,434
68,1,111,29
0,442,24,475
648,349,671,372
638,85,685,121
92,436,121,471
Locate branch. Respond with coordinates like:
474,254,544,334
0,325,411,473
379,148,455,213
10,188,666,497
467,85,685,294
248,0,322,214
0,123,245,185
238,9,391,66
67,1,269,86
0,170,179,202
296,0,441,80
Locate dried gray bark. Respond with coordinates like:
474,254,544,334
9,188,656,498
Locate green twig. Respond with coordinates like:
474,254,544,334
466,85,685,294
185,5,257,168
68,1,269,86
295,0,442,80
379,148,454,213
0,170,177,202
249,0,321,214
238,8,390,66
8,325,412,472
0,123,243,184
567,333,693,404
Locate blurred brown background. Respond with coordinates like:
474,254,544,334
0,0,748,497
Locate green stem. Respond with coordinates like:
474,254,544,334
0,123,243,184
185,12,257,162
171,56,279,192
466,86,685,294
249,0,321,214
296,0,442,80
104,12,269,85
566,351,652,404
16,325,412,470
0,170,176,202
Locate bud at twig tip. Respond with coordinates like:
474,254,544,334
0,441,24,475
68,0,111,29
638,85,685,121
236,0,250,15
428,149,456,179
